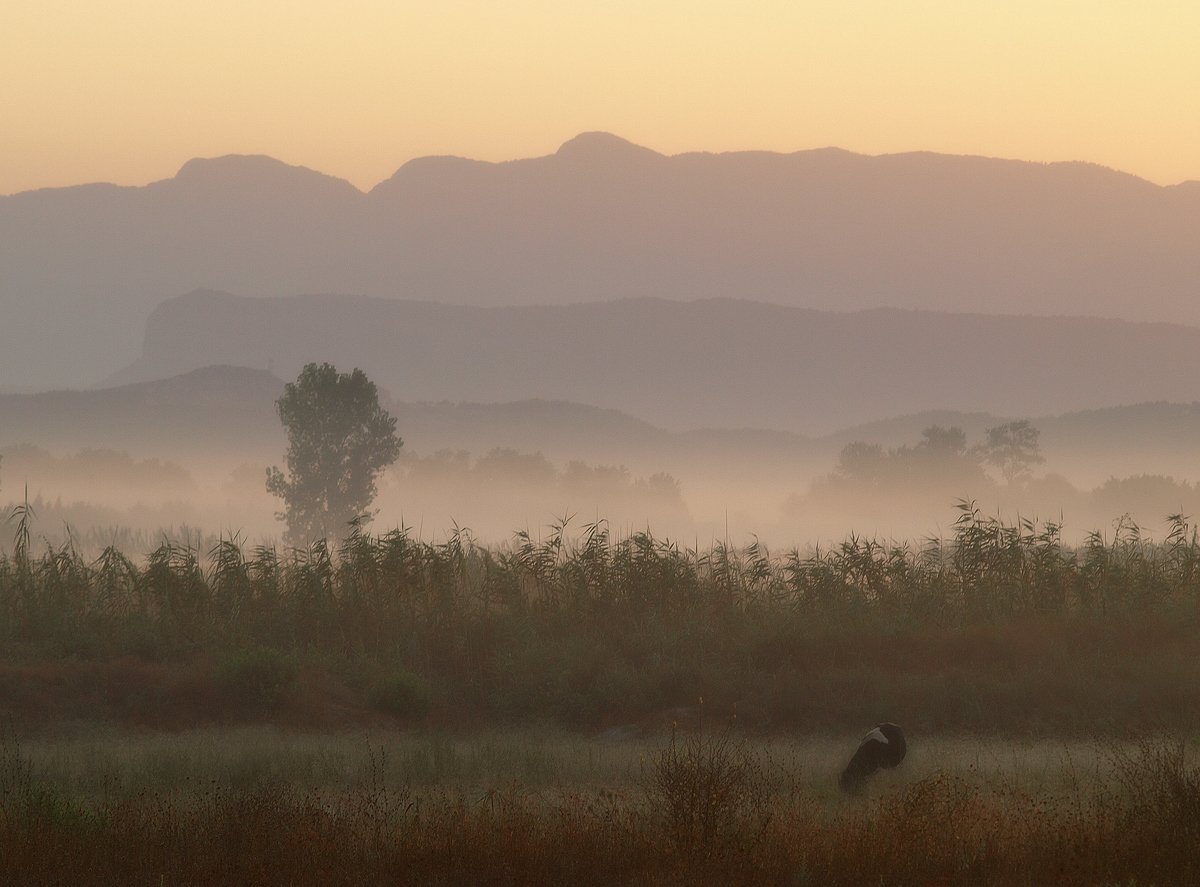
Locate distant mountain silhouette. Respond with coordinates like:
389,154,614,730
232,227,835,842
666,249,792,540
110,290,1200,434
3,134,1199,388
0,366,285,461
0,364,821,480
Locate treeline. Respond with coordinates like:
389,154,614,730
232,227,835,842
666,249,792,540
383,447,687,533
787,423,1200,535
0,446,195,504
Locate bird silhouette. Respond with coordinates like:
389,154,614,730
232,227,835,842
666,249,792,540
839,722,906,793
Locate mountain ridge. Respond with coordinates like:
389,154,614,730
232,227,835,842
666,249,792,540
4,132,1198,390
68,136,1200,200
107,290,1200,435
11,137,1177,201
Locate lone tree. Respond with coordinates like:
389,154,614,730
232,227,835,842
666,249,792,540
979,420,1044,485
266,363,402,545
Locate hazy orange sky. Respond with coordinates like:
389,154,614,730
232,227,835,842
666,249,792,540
3,0,1198,195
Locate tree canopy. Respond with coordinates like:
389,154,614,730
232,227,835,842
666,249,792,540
830,425,989,492
979,420,1045,485
266,363,402,545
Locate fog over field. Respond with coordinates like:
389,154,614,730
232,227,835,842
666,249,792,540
1,135,1199,546
4,138,1197,550
3,360,1200,550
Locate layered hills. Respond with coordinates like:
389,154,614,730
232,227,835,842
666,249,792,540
5,364,1200,490
111,290,1200,435
3,133,1198,388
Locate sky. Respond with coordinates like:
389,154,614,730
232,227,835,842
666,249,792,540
3,0,1198,195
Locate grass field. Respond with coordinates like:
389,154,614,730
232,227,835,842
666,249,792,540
9,724,1114,799
5,725,1200,884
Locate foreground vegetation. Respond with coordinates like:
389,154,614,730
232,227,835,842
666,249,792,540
2,503,1200,733
5,505,1200,881
5,725,1200,884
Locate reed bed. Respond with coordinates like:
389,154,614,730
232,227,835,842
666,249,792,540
3,503,1200,732
5,504,1200,881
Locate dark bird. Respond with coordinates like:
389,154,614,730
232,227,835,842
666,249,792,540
839,722,906,793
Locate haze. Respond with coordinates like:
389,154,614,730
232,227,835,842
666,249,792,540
10,7,1200,881
4,1,1199,196
3,124,1200,546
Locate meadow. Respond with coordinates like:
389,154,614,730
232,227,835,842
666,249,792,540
4,725,1200,883
4,503,1200,882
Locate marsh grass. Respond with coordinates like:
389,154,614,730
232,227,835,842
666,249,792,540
4,509,1200,733
5,727,1200,884
5,508,1200,879
6,508,1200,660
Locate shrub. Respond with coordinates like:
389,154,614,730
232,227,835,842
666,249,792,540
1107,734,1200,850
648,717,771,855
214,646,297,708
368,669,432,719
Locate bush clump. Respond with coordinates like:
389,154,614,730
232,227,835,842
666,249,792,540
368,669,432,719
649,719,771,855
214,646,297,708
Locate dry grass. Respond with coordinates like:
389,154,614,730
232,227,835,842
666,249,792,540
4,726,1200,884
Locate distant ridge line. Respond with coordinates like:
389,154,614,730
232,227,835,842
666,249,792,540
6,134,1184,199
102,290,1200,436
3,133,1198,390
